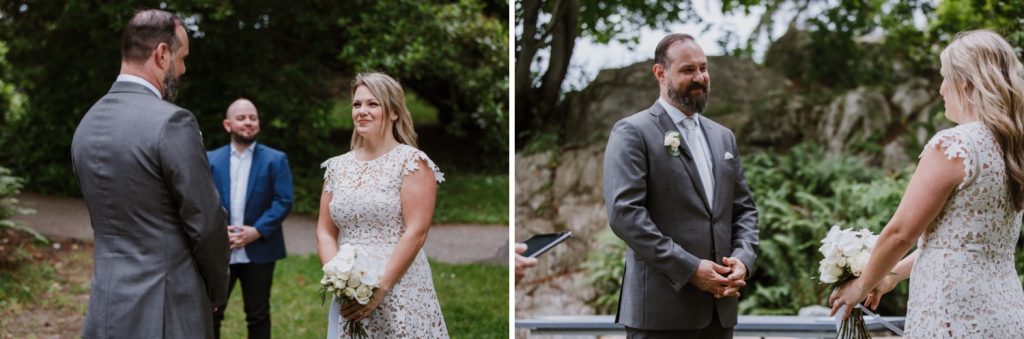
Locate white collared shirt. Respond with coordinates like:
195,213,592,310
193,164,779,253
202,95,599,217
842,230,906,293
658,97,715,202
115,74,161,98
229,142,256,264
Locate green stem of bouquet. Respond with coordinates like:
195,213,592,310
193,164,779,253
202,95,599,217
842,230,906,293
836,307,871,339
346,318,367,339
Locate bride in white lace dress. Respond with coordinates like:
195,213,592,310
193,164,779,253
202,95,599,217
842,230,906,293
316,72,449,338
830,30,1024,337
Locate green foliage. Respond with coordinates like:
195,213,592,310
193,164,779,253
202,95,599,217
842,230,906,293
338,0,509,154
741,144,912,315
0,0,507,197
0,165,43,242
219,255,508,338
581,229,627,314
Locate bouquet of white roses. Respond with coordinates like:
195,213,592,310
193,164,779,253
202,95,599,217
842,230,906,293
319,243,384,339
818,225,878,339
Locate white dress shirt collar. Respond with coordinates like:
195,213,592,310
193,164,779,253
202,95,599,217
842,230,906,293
116,74,162,98
658,97,703,129
231,142,257,157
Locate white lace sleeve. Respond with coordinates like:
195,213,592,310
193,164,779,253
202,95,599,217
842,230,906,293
403,150,445,183
320,156,337,193
921,127,977,190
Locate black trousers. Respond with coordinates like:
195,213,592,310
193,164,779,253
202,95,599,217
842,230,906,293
213,262,276,339
625,311,734,339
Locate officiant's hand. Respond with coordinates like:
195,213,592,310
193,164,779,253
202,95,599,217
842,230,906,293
227,225,261,249
690,260,737,297
341,287,389,322
829,278,869,321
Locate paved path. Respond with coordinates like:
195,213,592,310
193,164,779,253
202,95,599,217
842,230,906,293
11,192,509,266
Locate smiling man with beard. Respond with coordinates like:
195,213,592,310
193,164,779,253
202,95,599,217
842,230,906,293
207,98,293,339
602,33,760,338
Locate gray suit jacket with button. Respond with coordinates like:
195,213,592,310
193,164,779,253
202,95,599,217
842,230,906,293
603,101,759,331
72,81,229,339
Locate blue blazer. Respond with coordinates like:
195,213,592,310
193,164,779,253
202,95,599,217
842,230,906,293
208,143,293,263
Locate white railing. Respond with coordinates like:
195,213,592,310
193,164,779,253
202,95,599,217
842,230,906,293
515,315,904,338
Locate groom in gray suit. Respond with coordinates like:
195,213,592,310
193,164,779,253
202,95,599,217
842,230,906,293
71,9,229,338
603,33,759,338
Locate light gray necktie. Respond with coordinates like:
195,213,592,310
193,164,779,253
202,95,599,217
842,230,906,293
682,117,714,208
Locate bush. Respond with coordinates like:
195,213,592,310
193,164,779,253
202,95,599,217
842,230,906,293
0,165,42,243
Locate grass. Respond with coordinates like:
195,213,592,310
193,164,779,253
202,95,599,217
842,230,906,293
218,255,508,338
292,172,509,225
434,174,508,225
0,236,507,338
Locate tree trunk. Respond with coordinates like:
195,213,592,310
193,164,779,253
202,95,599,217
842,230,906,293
535,0,579,135
514,0,543,148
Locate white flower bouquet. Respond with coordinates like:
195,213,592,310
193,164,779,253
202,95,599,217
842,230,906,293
818,225,878,339
320,243,384,339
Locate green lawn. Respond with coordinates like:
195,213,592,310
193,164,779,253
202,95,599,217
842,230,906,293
434,174,508,225
218,255,508,338
292,172,508,225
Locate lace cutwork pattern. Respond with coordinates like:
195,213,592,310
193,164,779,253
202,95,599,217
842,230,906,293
321,144,448,338
905,122,1024,338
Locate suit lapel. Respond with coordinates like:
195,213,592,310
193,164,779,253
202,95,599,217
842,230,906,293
649,103,711,214
244,144,264,220
699,117,728,217
215,149,231,216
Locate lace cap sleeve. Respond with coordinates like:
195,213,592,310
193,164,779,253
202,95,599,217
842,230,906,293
403,148,445,183
921,126,978,190
321,156,339,192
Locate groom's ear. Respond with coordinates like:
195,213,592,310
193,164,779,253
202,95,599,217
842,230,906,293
222,119,232,133
652,63,665,82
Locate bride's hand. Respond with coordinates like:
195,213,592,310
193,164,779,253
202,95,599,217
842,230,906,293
829,278,870,321
340,287,389,322
865,274,899,310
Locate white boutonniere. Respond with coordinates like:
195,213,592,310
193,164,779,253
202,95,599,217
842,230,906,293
664,131,681,157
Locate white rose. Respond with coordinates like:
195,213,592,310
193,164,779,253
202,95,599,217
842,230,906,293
838,231,865,258
344,287,357,298
338,244,356,261
819,258,843,284
354,285,373,304
850,251,871,276
362,266,384,287
348,273,362,288
663,132,680,148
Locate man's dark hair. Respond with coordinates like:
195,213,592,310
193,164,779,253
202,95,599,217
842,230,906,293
121,9,183,64
654,33,696,67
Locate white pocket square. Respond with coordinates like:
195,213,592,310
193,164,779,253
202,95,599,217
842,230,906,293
724,152,734,160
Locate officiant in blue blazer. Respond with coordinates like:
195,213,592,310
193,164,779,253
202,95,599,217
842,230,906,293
208,98,293,339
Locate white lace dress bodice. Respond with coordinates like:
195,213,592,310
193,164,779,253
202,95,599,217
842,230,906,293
321,144,449,339
905,122,1024,337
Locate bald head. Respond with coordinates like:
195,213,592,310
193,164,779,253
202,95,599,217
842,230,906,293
226,98,258,118
223,98,260,147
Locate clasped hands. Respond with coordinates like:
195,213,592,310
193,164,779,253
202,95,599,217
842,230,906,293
690,257,747,299
227,225,261,249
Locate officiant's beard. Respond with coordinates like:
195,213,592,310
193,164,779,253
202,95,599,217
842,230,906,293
668,81,709,114
231,133,257,145
162,65,181,103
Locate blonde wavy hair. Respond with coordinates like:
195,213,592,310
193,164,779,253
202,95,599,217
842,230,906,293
349,72,418,149
940,29,1024,210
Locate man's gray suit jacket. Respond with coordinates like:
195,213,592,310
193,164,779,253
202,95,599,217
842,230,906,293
71,81,229,338
603,101,759,331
